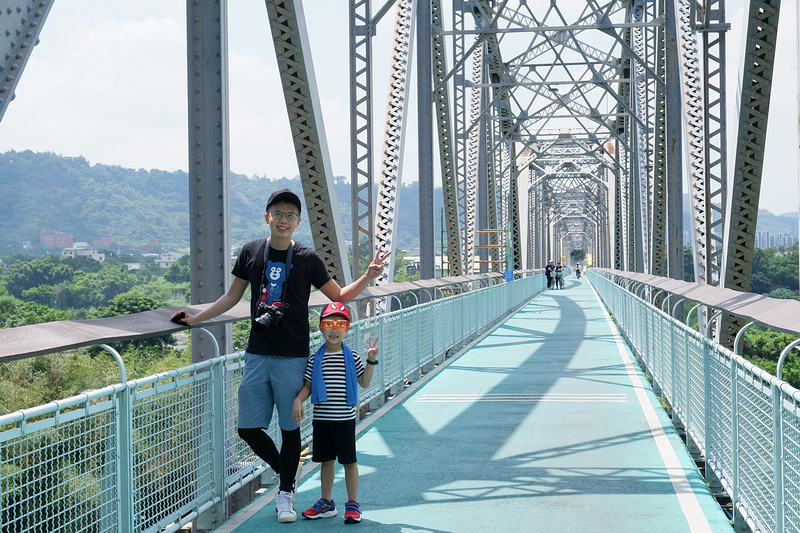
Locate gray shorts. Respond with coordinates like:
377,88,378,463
237,353,308,431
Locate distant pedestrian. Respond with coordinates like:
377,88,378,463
545,260,555,289
293,303,380,524
555,263,564,289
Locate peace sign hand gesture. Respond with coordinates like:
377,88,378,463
366,335,379,361
365,247,392,280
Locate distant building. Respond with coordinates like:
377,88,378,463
154,252,185,269
134,239,159,252
754,231,799,249
755,231,770,249
771,233,798,249
40,230,73,248
60,244,106,263
93,236,122,248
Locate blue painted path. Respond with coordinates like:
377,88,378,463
216,276,733,532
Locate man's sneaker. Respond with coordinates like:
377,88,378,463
275,490,297,523
344,500,361,524
302,499,337,519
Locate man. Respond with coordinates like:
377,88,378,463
171,189,390,523
545,259,555,289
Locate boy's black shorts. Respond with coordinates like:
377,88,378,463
312,419,357,465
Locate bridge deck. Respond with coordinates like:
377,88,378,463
216,276,733,532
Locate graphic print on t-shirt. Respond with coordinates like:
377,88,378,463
261,260,290,305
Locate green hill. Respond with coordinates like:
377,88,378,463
0,150,438,256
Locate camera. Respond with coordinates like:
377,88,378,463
253,301,284,329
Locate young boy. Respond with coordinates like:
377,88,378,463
291,302,379,524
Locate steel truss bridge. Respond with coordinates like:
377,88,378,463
0,0,790,353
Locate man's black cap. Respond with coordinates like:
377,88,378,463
266,189,302,214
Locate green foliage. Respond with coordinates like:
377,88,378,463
164,255,190,283
742,326,800,389
683,247,695,282
0,295,68,327
1,150,445,255
750,244,799,295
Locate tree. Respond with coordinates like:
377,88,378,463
164,255,190,283
0,294,68,328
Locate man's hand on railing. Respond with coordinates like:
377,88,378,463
170,310,199,327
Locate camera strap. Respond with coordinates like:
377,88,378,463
260,238,293,306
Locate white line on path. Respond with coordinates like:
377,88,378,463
588,281,713,533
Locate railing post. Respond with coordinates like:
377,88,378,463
704,311,724,492
772,381,784,533
118,383,135,533
731,348,743,530
197,357,226,528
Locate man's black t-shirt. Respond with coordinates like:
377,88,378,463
232,237,332,357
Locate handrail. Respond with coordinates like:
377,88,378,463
592,267,800,337
0,271,521,363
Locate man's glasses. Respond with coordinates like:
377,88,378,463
268,210,299,222
320,319,349,332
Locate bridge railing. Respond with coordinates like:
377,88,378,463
0,272,544,533
589,268,800,533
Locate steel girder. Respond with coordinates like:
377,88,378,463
265,0,350,284
375,0,414,285
432,0,463,275
650,0,669,277
0,0,54,122
720,0,782,347
444,1,661,276
350,0,375,282
187,0,233,364
699,0,729,290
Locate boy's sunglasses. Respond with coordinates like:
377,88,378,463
320,319,349,332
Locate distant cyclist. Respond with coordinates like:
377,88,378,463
575,264,581,279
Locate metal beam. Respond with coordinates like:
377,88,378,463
375,0,414,285
720,0,782,347
187,0,232,364
350,0,375,282
265,0,350,284
0,0,55,122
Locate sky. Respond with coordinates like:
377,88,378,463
0,0,797,215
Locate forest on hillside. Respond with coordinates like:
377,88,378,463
0,149,439,256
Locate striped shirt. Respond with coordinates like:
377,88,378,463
304,348,365,421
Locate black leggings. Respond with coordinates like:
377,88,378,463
238,427,302,493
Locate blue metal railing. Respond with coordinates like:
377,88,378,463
589,269,800,533
0,273,544,533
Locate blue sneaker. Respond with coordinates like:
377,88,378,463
344,500,361,524
302,498,337,519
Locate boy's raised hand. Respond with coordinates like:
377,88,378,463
367,335,379,361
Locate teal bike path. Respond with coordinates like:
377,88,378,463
217,276,733,532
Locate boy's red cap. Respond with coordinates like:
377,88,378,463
320,302,350,322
